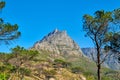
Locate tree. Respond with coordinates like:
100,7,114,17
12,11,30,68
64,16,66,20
105,8,120,62
0,1,20,45
11,46,39,80
83,10,113,80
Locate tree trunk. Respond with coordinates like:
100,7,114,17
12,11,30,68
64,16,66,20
97,47,101,80
97,64,101,80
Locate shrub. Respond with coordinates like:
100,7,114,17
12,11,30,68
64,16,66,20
0,73,9,80
83,71,94,76
54,59,65,64
43,69,56,76
19,68,31,76
86,75,95,80
54,59,71,68
101,76,113,80
71,66,84,74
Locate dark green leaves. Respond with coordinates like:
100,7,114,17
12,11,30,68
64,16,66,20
0,20,20,44
0,1,5,10
83,10,113,46
113,8,120,20
0,1,21,44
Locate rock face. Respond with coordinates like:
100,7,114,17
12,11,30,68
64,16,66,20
81,48,120,70
32,29,83,56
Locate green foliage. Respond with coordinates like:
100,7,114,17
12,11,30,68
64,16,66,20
11,46,39,61
108,33,120,52
54,59,64,63
101,76,113,80
83,71,94,76
83,10,113,42
0,73,9,80
86,75,96,80
10,65,17,73
0,63,14,73
66,56,97,75
0,1,20,44
113,8,120,20
83,10,115,80
0,19,21,44
0,48,119,80
11,45,24,53
19,68,31,76
0,53,14,64
71,66,84,74
54,59,71,68
0,1,5,10
43,69,56,76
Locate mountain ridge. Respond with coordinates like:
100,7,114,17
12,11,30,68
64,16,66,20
32,29,83,56
82,48,120,70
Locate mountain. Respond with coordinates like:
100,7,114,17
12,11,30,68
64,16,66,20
29,29,120,79
32,29,83,57
82,48,120,70
32,29,120,71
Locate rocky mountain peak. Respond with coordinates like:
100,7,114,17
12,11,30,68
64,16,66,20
32,29,83,56
38,29,67,42
53,28,59,33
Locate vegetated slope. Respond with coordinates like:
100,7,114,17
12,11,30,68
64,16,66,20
0,50,87,80
31,29,120,80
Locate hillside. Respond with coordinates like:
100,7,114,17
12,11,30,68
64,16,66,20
0,29,120,80
31,29,120,80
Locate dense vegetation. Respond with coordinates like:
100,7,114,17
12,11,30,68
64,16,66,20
0,46,119,80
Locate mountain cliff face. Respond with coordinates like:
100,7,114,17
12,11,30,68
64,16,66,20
32,29,83,56
82,48,120,70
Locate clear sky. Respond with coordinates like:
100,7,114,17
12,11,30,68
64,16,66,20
0,0,120,52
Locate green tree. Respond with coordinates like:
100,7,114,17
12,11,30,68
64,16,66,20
0,1,20,44
105,8,120,62
111,9,120,56
11,46,39,80
83,10,113,80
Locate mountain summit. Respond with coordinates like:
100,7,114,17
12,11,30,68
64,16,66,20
32,29,83,56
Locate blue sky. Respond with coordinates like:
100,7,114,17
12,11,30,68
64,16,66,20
0,0,120,52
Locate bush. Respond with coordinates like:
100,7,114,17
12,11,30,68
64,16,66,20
43,69,56,76
83,71,94,76
71,66,84,74
86,75,95,80
0,73,9,80
54,59,65,64
54,59,71,68
19,68,31,76
0,64,14,72
101,76,113,80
